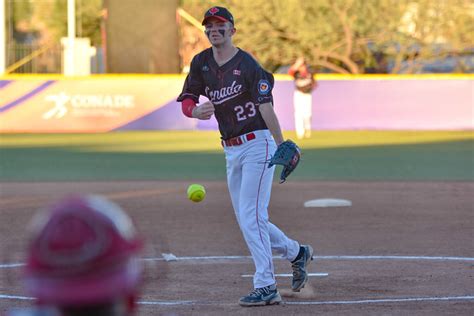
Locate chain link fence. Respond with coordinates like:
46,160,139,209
6,43,104,74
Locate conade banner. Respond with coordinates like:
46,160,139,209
0,75,472,133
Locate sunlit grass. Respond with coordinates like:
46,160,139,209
295,130,474,149
0,131,472,181
0,131,472,153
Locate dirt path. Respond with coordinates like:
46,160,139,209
1,181,473,315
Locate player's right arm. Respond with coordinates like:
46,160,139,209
177,54,215,119
288,57,305,77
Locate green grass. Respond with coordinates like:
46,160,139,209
0,131,472,181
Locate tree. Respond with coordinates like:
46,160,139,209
181,0,474,73
36,0,103,45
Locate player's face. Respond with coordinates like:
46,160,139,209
204,19,234,47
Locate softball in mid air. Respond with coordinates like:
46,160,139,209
187,184,206,202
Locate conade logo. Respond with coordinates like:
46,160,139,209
42,92,135,119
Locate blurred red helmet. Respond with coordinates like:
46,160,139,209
23,195,143,306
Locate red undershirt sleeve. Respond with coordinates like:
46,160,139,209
181,98,196,118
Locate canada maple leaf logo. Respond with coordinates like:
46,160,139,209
209,7,219,14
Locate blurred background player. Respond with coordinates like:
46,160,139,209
289,57,317,139
6,195,143,316
177,6,313,307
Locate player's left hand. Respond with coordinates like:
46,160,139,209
192,101,215,120
268,140,301,183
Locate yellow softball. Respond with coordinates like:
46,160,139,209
187,184,206,202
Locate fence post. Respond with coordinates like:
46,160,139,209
0,0,5,75
65,0,76,76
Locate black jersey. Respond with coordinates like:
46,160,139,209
177,48,274,140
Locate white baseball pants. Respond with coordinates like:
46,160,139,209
224,129,300,288
294,90,313,139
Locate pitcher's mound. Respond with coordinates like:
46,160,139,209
280,283,317,299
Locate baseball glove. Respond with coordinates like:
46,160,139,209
268,140,301,183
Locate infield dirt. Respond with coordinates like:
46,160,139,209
1,180,473,315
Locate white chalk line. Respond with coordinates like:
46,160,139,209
2,294,473,306
144,254,474,262
0,294,34,300
317,255,474,261
138,300,196,306
283,295,474,306
0,263,25,268
2,254,473,269
242,273,329,278
2,255,472,307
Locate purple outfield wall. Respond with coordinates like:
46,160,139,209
0,75,472,132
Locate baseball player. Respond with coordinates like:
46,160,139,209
6,195,143,316
177,6,313,306
289,57,317,139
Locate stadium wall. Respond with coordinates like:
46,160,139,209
0,74,472,133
